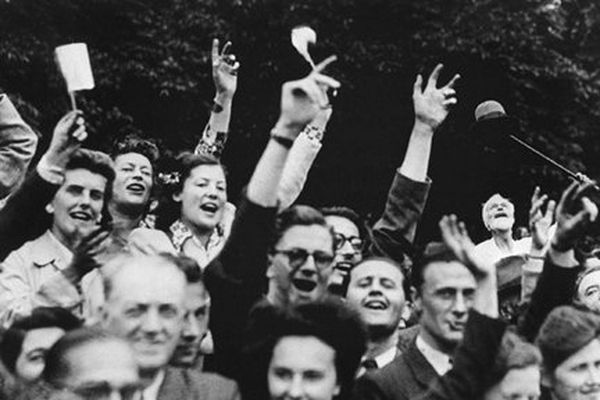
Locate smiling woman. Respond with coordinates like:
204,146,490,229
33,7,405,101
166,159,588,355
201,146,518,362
155,152,231,269
241,299,366,400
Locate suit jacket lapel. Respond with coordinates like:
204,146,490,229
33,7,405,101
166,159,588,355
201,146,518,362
404,339,439,389
157,367,187,400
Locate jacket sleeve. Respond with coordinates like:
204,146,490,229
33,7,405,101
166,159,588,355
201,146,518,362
368,171,430,263
0,171,57,261
518,252,581,342
353,374,406,400
204,195,278,380
0,94,38,200
415,311,508,400
0,247,34,327
276,131,322,210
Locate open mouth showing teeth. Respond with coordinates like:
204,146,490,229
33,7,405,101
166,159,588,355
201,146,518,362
70,211,92,221
292,278,317,292
334,262,353,273
200,203,219,213
126,183,145,193
364,300,388,310
494,212,508,218
449,321,466,330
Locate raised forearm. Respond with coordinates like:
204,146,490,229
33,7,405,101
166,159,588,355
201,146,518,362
399,120,434,183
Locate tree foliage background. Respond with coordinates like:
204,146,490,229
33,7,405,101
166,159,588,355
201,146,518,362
1,0,599,245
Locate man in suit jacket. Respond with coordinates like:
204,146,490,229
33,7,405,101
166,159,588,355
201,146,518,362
345,258,405,375
354,242,478,400
100,253,239,400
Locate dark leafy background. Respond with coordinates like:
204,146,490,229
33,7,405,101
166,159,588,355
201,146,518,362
1,0,599,246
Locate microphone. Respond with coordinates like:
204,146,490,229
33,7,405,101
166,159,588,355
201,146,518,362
472,100,592,186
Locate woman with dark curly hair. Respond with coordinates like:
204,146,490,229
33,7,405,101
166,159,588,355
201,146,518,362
241,299,366,400
155,152,234,269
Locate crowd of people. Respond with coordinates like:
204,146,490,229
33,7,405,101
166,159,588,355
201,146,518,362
0,37,599,400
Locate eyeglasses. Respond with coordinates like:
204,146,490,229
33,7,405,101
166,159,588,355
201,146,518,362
272,248,335,270
64,382,143,400
333,233,364,252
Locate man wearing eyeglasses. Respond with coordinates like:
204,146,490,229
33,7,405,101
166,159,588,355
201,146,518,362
321,207,366,293
266,205,336,306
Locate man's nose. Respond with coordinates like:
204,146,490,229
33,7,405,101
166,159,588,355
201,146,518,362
182,314,201,340
452,293,468,315
286,375,304,399
141,309,162,333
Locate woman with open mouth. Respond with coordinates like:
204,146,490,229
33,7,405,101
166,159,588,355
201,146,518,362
156,152,233,270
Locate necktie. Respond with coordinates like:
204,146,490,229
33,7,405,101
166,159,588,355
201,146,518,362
362,358,378,371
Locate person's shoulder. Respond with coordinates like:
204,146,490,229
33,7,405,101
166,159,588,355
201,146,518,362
2,231,54,266
187,369,237,386
165,367,239,399
474,238,493,250
364,352,411,384
515,237,532,251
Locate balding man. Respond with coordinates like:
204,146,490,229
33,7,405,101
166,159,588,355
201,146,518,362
100,253,239,400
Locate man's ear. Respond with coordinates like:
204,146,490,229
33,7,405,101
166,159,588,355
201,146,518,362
266,254,275,278
45,202,54,214
333,383,341,397
540,365,553,388
410,286,422,310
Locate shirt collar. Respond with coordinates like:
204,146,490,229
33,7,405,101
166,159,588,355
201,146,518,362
415,334,453,376
142,369,165,400
169,219,224,252
357,346,399,376
31,230,73,268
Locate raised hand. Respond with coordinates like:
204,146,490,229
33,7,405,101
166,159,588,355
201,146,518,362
413,64,460,130
439,214,494,279
63,227,112,284
552,181,599,251
276,55,340,136
212,38,239,98
45,110,87,168
440,214,498,317
529,186,556,252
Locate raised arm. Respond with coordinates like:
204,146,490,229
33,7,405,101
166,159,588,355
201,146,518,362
440,214,498,318
277,106,332,209
205,56,341,378
519,181,597,341
195,38,239,159
0,111,86,260
369,65,459,262
0,94,38,201
522,186,556,302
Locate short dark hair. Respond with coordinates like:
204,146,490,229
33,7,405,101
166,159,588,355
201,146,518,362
1,307,81,373
111,134,160,165
66,148,115,184
320,206,367,239
345,256,408,297
487,329,542,387
410,242,462,294
155,152,225,230
42,328,120,386
270,205,335,252
162,252,204,285
241,299,366,400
